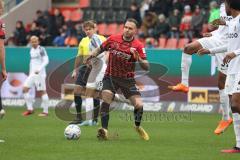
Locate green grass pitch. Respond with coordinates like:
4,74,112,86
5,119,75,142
0,107,239,160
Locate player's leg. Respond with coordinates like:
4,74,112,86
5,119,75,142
128,95,149,141
215,71,232,135
0,85,5,119
22,76,35,116
169,40,203,92
70,65,89,124
34,76,49,117
121,78,149,140
222,74,240,153
97,76,116,140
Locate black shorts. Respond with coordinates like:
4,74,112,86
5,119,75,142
75,65,91,86
102,76,141,99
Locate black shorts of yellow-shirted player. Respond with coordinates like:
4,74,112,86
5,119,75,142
85,18,150,141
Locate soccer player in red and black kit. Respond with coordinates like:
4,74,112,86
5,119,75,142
86,18,150,140
0,0,7,120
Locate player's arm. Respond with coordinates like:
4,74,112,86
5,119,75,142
131,46,149,71
223,49,240,64
0,39,7,80
36,47,49,74
197,45,228,56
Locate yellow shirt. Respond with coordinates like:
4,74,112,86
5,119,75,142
77,34,106,56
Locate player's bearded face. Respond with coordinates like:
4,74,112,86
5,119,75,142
123,22,137,39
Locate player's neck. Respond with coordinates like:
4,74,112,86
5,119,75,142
231,10,240,18
122,35,134,42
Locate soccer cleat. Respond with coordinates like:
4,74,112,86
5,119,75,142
97,128,108,140
79,120,92,126
168,83,189,93
38,112,48,117
214,118,233,135
0,109,5,119
22,110,34,116
135,126,150,141
221,147,240,153
69,119,83,125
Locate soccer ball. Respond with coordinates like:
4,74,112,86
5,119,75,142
64,124,81,140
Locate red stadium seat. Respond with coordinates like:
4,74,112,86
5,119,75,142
97,23,107,35
79,0,90,8
106,23,118,35
165,38,178,49
178,38,189,49
62,10,71,21
158,38,167,48
70,9,83,22
117,24,124,33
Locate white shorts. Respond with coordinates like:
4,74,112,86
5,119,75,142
86,59,107,90
197,36,227,74
225,73,240,95
24,74,46,91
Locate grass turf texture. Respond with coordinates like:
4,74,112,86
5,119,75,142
0,107,239,160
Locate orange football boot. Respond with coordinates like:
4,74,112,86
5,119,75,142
214,118,233,135
168,83,189,93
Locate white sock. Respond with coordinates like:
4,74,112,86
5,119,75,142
181,52,192,86
219,89,231,120
23,93,34,111
232,113,240,148
114,94,130,103
41,94,49,114
85,98,93,120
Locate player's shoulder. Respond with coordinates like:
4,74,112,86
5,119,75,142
79,36,90,45
97,34,106,41
133,38,144,47
108,34,122,41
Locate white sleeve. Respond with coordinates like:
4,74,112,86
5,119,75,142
233,49,240,56
38,47,49,71
209,45,228,55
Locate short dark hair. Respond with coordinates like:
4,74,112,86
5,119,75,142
125,18,139,28
225,0,240,10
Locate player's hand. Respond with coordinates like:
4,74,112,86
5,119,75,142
197,48,211,56
1,69,7,81
83,55,94,65
211,19,226,26
130,47,140,61
71,70,77,79
223,52,237,64
202,32,212,37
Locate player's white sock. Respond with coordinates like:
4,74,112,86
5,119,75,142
85,98,94,120
232,113,240,148
219,89,231,121
114,94,130,104
23,93,33,111
181,52,192,87
41,94,49,114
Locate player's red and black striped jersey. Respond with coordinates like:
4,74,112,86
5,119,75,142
0,20,5,40
101,34,146,78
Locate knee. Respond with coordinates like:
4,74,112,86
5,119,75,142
74,86,82,96
183,45,193,54
101,90,114,104
23,87,29,93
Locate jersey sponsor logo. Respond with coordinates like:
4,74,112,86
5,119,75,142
111,49,131,60
220,16,232,22
227,33,238,38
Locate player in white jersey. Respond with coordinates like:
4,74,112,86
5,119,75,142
169,2,233,135
22,36,49,117
198,0,240,153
